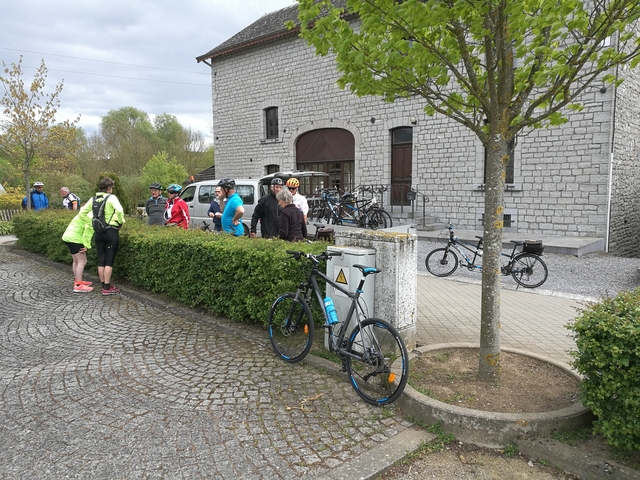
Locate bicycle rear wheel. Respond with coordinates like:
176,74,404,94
425,248,459,277
510,253,548,288
367,209,392,229
268,293,314,363
345,318,409,406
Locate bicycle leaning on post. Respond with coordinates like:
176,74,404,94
268,250,409,406
425,222,549,288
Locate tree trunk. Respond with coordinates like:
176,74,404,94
478,135,509,381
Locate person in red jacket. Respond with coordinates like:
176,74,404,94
164,184,190,229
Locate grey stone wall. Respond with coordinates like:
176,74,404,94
208,29,625,241
607,42,640,256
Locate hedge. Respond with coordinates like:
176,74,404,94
12,210,327,326
568,289,640,451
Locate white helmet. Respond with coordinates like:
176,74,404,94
33,181,44,187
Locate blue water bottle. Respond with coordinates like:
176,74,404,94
324,297,339,325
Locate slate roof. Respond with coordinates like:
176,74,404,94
196,0,348,63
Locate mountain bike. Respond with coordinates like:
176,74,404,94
268,250,409,406
425,222,549,288
338,186,392,230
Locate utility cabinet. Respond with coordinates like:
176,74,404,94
324,246,376,349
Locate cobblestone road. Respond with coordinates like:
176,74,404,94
0,248,416,479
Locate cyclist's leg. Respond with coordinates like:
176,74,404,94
268,293,314,362
345,318,409,406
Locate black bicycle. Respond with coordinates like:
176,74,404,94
425,223,549,288
268,250,409,406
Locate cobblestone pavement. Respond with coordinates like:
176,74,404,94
0,248,418,479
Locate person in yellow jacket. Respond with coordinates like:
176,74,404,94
62,199,95,293
91,177,125,296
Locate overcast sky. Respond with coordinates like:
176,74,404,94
0,0,297,145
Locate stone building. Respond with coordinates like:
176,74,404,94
197,3,640,256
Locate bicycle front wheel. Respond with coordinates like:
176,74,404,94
425,248,458,277
268,293,314,363
510,253,548,288
345,318,409,406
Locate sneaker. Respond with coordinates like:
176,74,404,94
80,281,93,286
73,283,94,293
102,285,121,296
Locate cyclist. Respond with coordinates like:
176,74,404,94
276,188,307,241
218,178,245,236
286,177,309,224
60,187,80,210
22,181,49,210
250,177,283,238
145,182,167,226
206,186,224,232
164,184,190,229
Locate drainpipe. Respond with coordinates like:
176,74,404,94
605,41,620,253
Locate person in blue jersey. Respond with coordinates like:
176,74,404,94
22,181,49,210
218,178,245,236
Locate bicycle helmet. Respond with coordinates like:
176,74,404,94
271,177,284,186
149,182,162,190
286,178,300,188
167,184,182,194
33,181,44,187
217,178,236,189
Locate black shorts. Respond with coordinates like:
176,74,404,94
65,241,84,255
94,228,120,267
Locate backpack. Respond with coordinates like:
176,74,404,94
91,194,114,233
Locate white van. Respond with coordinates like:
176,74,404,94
180,171,327,235
180,179,260,235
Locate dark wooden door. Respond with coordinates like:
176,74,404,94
391,128,413,205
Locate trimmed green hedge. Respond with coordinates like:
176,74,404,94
13,210,327,325
568,289,640,451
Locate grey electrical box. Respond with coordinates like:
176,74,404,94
324,246,376,349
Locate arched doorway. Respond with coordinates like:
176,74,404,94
296,128,355,193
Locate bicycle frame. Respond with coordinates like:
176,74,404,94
299,263,372,360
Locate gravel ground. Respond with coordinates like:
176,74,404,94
417,239,640,299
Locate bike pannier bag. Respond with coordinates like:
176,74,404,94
316,227,335,242
523,240,544,255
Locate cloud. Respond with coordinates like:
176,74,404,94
0,0,296,144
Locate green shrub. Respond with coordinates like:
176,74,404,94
567,289,640,451
0,220,13,235
13,212,328,326
0,185,26,210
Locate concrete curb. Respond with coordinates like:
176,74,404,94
518,438,640,480
395,343,594,448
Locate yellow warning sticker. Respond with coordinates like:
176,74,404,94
335,269,348,284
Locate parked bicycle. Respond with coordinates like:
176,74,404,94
425,223,548,288
268,250,409,406
312,186,392,230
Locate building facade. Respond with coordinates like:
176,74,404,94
197,4,640,256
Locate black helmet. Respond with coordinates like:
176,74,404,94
149,182,162,190
217,178,236,189
271,177,284,186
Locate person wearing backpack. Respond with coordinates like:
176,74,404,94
91,177,125,295
60,187,80,210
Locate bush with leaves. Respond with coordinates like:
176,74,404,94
12,211,328,325
568,290,640,451
0,185,25,210
0,220,13,235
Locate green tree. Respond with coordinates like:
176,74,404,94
296,0,640,380
0,56,79,208
140,151,188,189
154,113,212,175
99,107,157,175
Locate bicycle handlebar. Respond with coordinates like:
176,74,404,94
286,250,343,263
